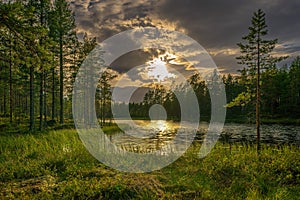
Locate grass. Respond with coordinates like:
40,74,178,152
0,129,299,199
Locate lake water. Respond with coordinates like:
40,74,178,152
106,120,300,153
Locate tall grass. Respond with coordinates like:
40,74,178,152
0,129,299,199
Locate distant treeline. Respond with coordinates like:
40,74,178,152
125,57,300,122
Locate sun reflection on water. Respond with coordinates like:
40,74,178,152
149,120,169,132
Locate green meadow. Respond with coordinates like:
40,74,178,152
1,128,299,199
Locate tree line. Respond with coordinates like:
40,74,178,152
126,56,300,122
1,4,299,135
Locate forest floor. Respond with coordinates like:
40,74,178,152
0,127,300,199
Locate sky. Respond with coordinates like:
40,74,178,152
69,0,300,75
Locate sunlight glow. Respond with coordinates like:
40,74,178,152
146,55,176,82
150,120,169,132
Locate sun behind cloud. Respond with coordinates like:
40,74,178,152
146,57,176,82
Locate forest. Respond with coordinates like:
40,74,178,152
1,0,300,199
1,1,300,132
0,0,98,131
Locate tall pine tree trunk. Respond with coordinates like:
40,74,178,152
39,0,45,130
9,36,13,123
52,64,55,121
59,34,64,124
44,70,47,125
256,39,261,153
29,65,34,131
3,83,7,116
39,70,44,130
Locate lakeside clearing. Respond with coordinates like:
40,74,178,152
1,128,299,199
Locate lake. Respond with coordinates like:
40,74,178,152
106,120,300,153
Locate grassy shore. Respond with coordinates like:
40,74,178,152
0,129,299,199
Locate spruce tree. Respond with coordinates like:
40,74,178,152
230,9,286,153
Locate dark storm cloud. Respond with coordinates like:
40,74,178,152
69,0,158,40
158,0,255,48
110,50,153,74
69,0,300,73
157,0,300,72
158,0,300,49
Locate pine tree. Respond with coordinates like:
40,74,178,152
230,9,286,153
49,0,76,124
97,70,117,126
289,57,300,116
